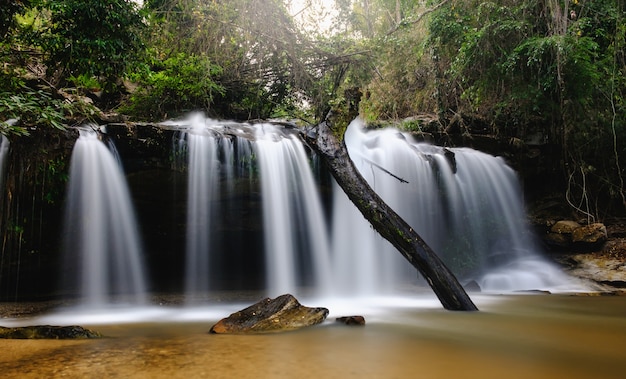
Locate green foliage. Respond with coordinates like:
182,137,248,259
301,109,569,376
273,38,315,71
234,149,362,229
122,52,225,119
36,0,145,92
0,0,32,38
424,0,626,216
67,74,102,91
360,20,433,121
0,89,68,135
1,0,623,217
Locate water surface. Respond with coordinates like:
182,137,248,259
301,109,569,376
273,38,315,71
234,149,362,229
2,294,625,378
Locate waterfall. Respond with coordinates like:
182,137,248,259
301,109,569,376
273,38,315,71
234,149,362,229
167,115,332,298
335,119,575,292
0,113,593,309
168,115,573,298
172,115,257,299
255,124,332,297
63,128,148,306
180,116,220,298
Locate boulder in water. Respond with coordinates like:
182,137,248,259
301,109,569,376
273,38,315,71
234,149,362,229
209,294,329,334
0,325,102,339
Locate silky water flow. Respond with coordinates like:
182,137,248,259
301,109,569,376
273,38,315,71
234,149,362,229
169,116,333,300
58,116,584,318
335,119,580,293
62,128,148,307
4,118,619,379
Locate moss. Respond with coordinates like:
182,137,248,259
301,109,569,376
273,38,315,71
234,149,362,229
327,87,363,142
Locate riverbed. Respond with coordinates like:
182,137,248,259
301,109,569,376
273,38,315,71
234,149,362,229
1,293,625,378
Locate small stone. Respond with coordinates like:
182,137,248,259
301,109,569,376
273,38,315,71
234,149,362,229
335,316,366,326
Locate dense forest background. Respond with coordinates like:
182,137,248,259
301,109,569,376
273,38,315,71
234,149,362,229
1,0,625,220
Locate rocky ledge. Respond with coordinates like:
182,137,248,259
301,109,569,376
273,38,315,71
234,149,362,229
537,216,626,289
552,237,626,288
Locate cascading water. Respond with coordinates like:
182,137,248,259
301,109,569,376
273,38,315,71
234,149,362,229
255,124,332,297
169,115,260,299
168,114,332,298
63,128,148,307
177,115,220,298
57,114,580,313
166,115,577,299
335,119,577,292
5,114,592,327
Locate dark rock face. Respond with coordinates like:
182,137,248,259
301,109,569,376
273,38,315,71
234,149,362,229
209,294,329,334
0,325,102,339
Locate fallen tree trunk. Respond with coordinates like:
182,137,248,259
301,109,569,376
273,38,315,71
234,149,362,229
303,115,478,311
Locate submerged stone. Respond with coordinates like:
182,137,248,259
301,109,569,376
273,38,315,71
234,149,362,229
0,325,102,339
209,294,329,334
335,316,366,326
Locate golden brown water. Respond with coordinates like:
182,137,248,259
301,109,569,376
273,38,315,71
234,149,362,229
2,294,626,378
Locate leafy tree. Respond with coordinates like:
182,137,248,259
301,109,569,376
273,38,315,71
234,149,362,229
131,0,367,121
425,0,626,217
36,0,145,93
134,0,298,119
339,0,624,217
123,52,225,118
0,0,32,38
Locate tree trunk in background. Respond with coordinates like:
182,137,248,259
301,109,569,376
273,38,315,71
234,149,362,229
303,115,478,311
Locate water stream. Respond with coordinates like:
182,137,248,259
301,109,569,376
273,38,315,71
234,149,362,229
338,119,579,292
62,128,148,307
0,135,9,186
255,123,332,297
2,294,625,379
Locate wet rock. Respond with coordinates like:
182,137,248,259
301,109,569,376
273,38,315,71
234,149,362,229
209,294,329,334
545,220,581,248
605,238,626,256
556,240,626,289
544,220,607,251
335,316,366,326
0,325,102,339
551,220,582,234
572,223,607,245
